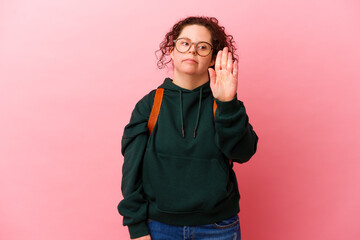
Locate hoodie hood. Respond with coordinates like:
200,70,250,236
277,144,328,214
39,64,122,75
157,78,213,138
159,77,212,94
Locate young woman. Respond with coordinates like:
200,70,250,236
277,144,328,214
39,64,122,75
118,16,259,240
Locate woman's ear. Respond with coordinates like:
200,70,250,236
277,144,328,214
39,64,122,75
170,47,174,60
209,57,215,67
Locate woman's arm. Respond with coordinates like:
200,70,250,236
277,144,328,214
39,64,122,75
214,97,259,163
209,47,258,163
118,92,155,239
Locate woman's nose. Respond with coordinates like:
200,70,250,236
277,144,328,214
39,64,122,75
188,43,197,54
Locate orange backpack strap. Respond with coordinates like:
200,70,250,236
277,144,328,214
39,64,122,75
148,88,164,135
213,100,217,117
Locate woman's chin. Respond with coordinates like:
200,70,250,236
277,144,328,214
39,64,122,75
180,68,201,75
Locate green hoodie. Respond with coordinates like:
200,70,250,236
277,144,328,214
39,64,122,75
118,78,258,239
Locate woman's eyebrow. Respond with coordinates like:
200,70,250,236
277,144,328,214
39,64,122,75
178,37,211,42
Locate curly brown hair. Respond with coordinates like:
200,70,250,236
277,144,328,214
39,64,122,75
156,16,238,69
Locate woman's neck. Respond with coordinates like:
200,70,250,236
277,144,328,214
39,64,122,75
172,71,209,90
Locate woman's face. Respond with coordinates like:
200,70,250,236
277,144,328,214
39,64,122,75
170,24,215,77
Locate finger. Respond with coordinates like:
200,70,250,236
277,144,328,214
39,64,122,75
208,68,216,85
227,52,233,72
221,47,228,70
233,60,238,79
215,50,222,72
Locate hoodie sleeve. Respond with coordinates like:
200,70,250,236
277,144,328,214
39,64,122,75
117,91,154,239
214,95,259,163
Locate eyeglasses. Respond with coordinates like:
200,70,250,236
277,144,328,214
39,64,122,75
173,38,213,57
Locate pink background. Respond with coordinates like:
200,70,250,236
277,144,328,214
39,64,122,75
1,0,359,239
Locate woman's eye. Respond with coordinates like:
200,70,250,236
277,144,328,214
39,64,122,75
198,45,208,50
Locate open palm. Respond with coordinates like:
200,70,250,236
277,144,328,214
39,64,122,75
208,47,238,102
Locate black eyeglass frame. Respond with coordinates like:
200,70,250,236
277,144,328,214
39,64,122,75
173,38,214,57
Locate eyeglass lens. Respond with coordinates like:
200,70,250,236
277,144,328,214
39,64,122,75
175,38,212,56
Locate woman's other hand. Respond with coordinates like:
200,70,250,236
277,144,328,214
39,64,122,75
132,234,151,240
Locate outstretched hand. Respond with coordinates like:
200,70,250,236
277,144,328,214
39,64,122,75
208,47,238,102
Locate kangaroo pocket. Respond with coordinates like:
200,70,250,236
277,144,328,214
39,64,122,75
143,151,231,214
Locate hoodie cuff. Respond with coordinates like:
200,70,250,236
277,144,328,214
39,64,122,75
215,95,243,116
128,221,149,239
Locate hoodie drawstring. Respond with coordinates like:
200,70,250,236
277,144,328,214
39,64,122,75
193,87,202,138
179,90,185,138
178,88,203,139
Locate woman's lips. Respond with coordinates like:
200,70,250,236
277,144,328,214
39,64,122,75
183,58,198,64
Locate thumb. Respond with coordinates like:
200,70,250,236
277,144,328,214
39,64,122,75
208,68,216,86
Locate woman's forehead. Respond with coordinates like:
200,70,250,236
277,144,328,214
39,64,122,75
178,24,212,42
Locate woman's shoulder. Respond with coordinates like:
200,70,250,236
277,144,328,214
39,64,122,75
132,78,169,114
130,88,158,118
137,88,157,106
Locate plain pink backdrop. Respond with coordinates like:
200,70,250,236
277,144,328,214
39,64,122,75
1,0,359,239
